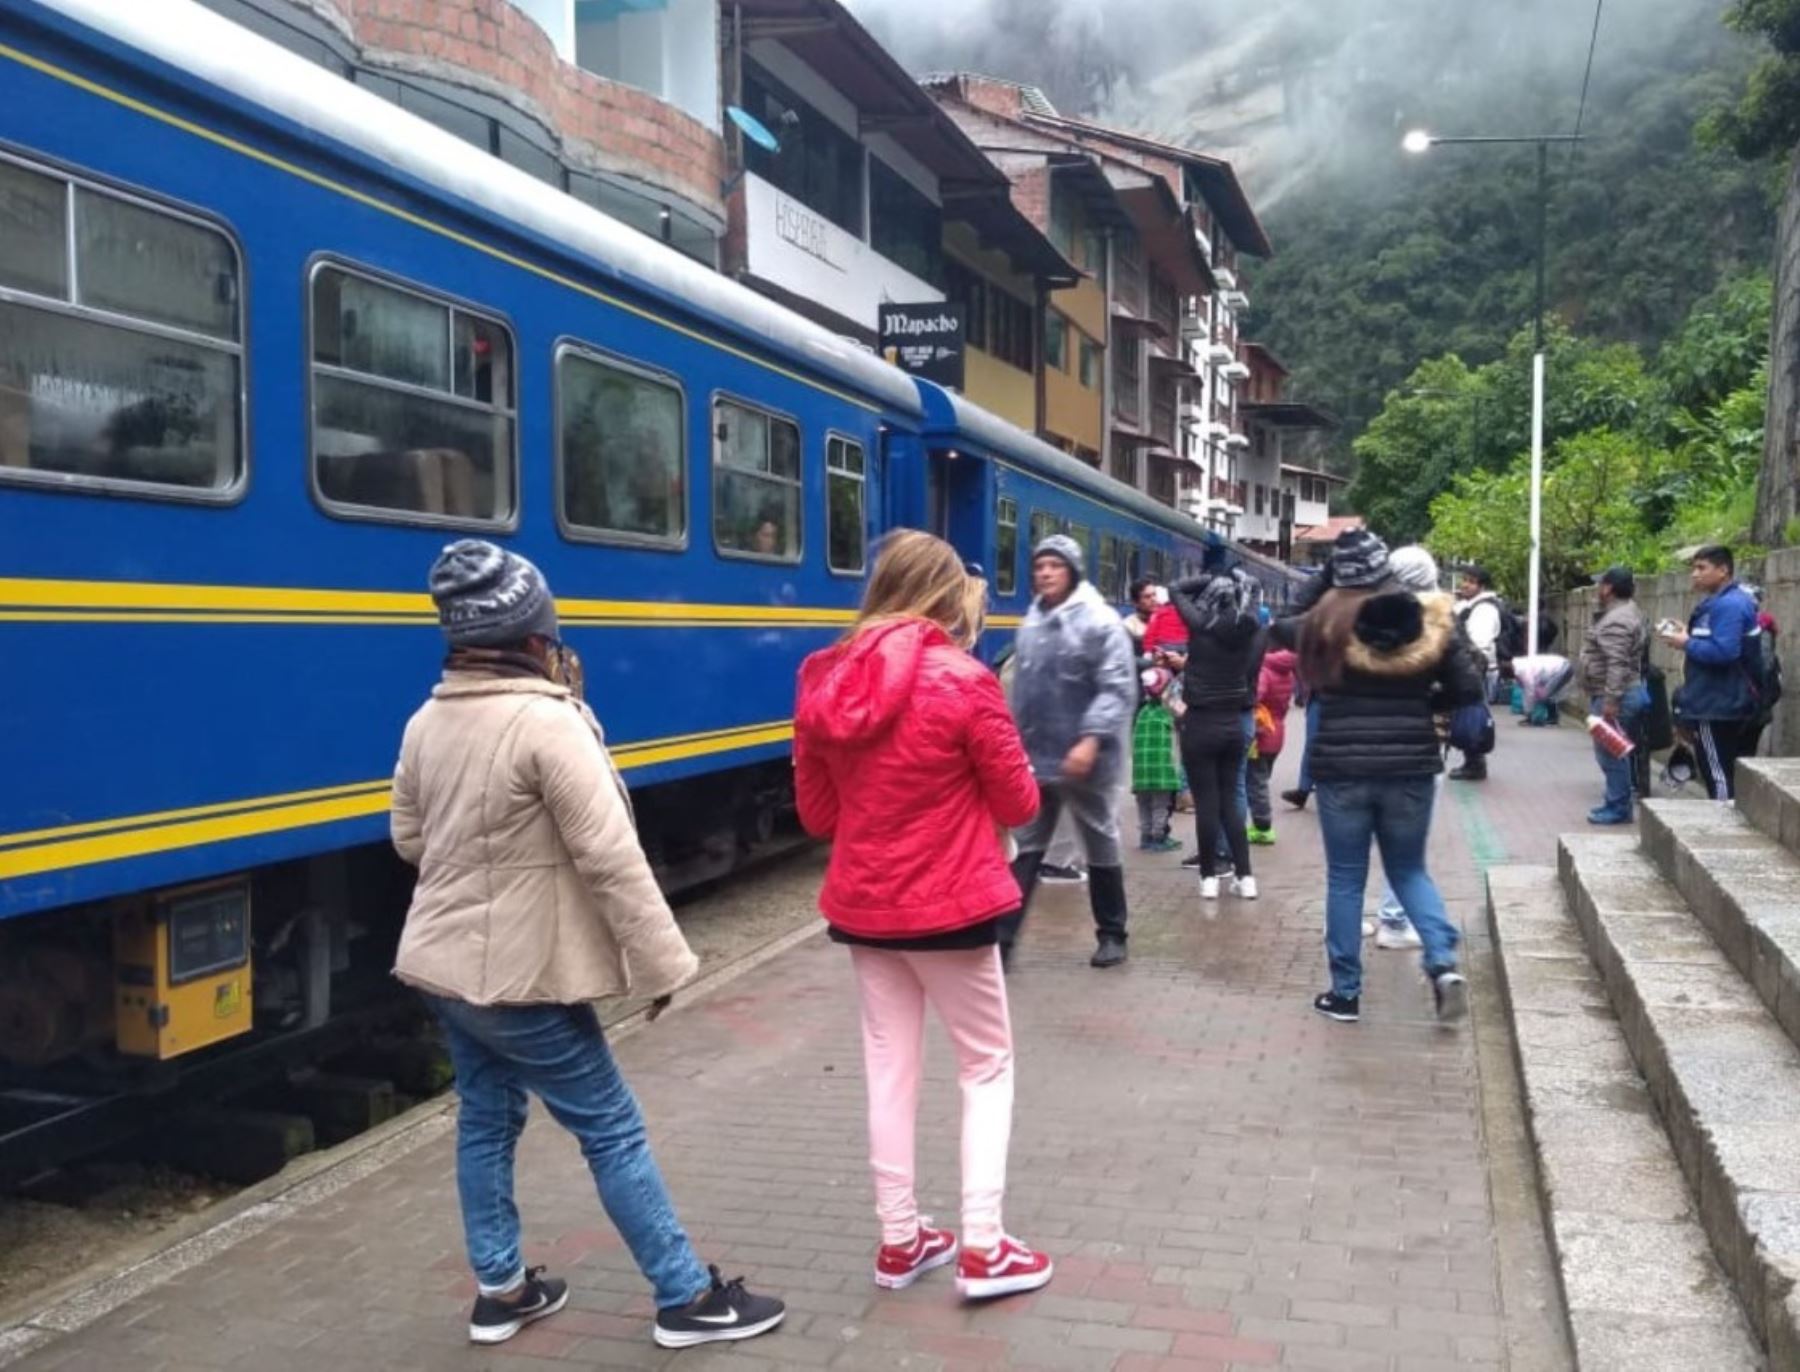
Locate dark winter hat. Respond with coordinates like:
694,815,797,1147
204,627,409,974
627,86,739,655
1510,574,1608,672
1033,533,1085,583
1594,566,1636,599
1330,527,1390,589
429,539,559,647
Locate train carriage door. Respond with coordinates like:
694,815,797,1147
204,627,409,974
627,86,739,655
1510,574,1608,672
928,445,991,571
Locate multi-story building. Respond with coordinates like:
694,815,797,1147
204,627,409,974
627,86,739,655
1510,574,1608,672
719,0,1074,365
1236,343,1337,559
924,77,1279,521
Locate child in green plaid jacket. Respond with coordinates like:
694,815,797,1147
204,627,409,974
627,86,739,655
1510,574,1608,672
1132,667,1183,851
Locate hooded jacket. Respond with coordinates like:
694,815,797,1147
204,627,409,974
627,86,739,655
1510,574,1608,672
1011,550,1137,788
795,619,1039,938
1255,648,1300,757
1278,590,1486,781
390,674,699,1006
1171,568,1265,713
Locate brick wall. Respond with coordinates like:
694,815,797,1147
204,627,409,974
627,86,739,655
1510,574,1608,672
290,0,724,220
1552,545,1798,756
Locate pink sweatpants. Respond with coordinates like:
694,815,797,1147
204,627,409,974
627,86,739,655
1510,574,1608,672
849,944,1015,1250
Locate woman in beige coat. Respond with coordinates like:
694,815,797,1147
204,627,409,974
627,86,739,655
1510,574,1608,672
391,540,783,1351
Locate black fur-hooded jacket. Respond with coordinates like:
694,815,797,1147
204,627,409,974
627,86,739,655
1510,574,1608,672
1278,589,1487,781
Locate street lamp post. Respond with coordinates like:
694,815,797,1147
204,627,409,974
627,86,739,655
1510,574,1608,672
1403,130,1581,657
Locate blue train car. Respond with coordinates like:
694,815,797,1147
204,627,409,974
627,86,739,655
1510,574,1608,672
0,0,1296,1079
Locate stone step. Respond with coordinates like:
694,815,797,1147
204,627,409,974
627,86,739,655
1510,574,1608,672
1560,832,1800,1368
1486,865,1761,1370
1638,798,1800,1053
1738,758,1800,856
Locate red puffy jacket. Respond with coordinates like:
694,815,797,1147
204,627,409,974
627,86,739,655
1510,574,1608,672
1255,647,1300,758
1143,604,1189,655
795,619,1039,938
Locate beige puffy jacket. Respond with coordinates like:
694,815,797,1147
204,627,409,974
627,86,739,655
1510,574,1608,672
390,673,699,1005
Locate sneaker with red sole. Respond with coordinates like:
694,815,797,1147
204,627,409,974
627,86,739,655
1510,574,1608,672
955,1235,1054,1300
874,1221,958,1289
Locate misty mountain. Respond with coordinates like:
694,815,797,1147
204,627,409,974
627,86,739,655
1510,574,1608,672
848,0,1777,467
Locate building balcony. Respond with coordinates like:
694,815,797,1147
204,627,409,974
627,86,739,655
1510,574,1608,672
1226,431,1250,450
1180,309,1209,342
1214,267,1238,291
1180,399,1205,429
1204,342,1236,366
1220,361,1251,382
1220,289,1249,311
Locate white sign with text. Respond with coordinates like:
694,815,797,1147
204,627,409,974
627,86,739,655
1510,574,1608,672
743,174,942,331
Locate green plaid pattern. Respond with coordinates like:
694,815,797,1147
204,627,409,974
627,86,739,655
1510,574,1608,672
1131,701,1181,793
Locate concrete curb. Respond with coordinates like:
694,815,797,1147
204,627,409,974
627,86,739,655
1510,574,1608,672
1560,834,1800,1368
0,915,827,1368
1487,863,1759,1370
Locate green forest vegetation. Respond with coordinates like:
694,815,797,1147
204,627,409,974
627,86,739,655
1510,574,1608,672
1244,0,1798,582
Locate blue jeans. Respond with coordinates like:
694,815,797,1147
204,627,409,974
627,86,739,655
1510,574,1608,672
1316,778,1460,1000
1591,690,1648,815
1217,709,1255,855
1296,698,1320,794
425,994,709,1309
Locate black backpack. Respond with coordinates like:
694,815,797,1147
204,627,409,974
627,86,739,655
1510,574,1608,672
1494,599,1529,665
1750,628,1784,725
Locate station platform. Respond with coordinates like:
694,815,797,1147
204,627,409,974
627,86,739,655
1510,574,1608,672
1,721,1609,1372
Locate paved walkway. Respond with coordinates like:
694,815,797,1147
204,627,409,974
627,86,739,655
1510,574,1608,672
6,721,1610,1372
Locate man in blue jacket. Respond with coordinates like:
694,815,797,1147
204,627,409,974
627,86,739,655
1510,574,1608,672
1660,545,1765,801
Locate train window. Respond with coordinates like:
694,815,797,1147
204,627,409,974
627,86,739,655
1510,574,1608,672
0,160,68,299
1067,522,1092,573
1099,534,1121,603
1028,509,1057,549
311,264,515,525
995,497,1018,596
76,192,239,341
0,156,243,497
826,435,866,575
713,397,800,562
556,346,685,546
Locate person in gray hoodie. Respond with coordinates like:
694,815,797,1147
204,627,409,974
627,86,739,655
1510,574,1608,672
999,535,1138,970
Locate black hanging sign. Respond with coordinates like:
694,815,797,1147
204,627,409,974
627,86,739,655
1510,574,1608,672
879,303,965,389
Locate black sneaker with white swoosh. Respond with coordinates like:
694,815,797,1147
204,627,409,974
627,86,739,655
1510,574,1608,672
468,1267,569,1344
653,1266,785,1349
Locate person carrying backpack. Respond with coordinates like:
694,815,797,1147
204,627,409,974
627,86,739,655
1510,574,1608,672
1660,545,1765,801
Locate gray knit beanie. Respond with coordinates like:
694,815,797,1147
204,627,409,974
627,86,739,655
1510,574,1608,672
1388,545,1440,592
1033,533,1085,583
429,540,559,647
1330,528,1390,589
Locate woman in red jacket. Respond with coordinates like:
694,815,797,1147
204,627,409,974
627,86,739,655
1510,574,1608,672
795,531,1052,1302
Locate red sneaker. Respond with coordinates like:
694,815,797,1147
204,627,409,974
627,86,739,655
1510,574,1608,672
955,1235,1054,1299
875,1220,958,1289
